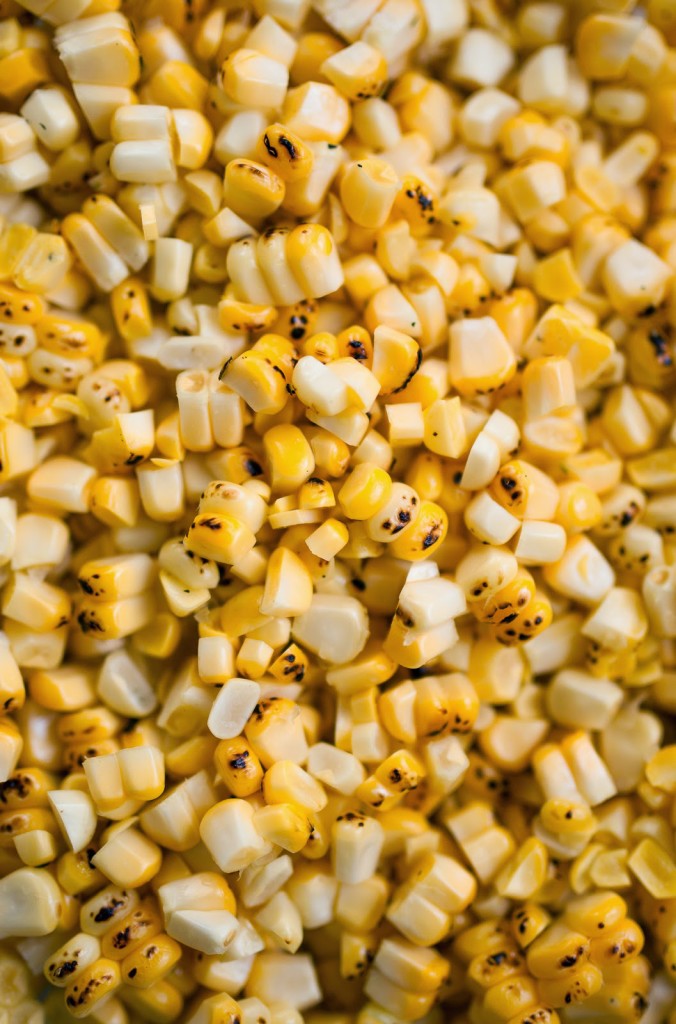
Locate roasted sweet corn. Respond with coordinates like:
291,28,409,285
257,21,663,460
1,4,676,1024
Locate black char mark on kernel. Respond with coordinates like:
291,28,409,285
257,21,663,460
279,135,297,159
392,346,423,393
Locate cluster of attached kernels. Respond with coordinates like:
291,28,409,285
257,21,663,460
453,892,651,1024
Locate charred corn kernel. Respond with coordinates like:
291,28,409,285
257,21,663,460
185,512,255,565
535,962,603,1010
244,696,308,768
214,736,264,797
111,279,152,343
256,123,314,181
220,351,288,415
371,325,421,397
224,159,286,223
77,553,154,603
0,805,59,847
587,917,644,969
45,931,101,987
526,922,590,979
100,898,162,960
79,883,139,937
511,904,552,950
121,933,182,988
64,958,121,1019
389,500,447,560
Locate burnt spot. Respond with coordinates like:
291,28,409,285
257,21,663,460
78,578,95,595
127,968,137,978
125,453,143,466
200,517,222,530
229,752,249,770
279,135,297,159
0,775,30,803
93,896,124,923
486,951,507,966
392,346,423,393
347,337,368,360
51,960,79,980
290,321,308,340
77,610,104,634
422,525,442,549
263,133,277,158
66,969,116,1009
648,330,673,366
389,768,402,783
111,926,131,949
559,953,579,969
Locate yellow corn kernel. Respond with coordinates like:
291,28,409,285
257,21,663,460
492,594,553,645
99,898,163,961
389,500,448,561
119,979,184,1023
628,838,676,899
256,123,314,181
254,801,312,852
471,570,536,625
526,922,591,979
64,958,121,1019
214,735,264,797
220,351,288,416
111,278,152,343
150,60,208,110
0,47,49,107
536,962,603,1009
588,917,644,969
454,919,517,963
225,158,286,222
414,673,480,738
466,945,527,992
121,933,182,989
511,903,552,949
0,806,59,847
185,512,255,565
263,424,315,494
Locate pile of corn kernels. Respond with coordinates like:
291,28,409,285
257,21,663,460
2,0,676,1022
